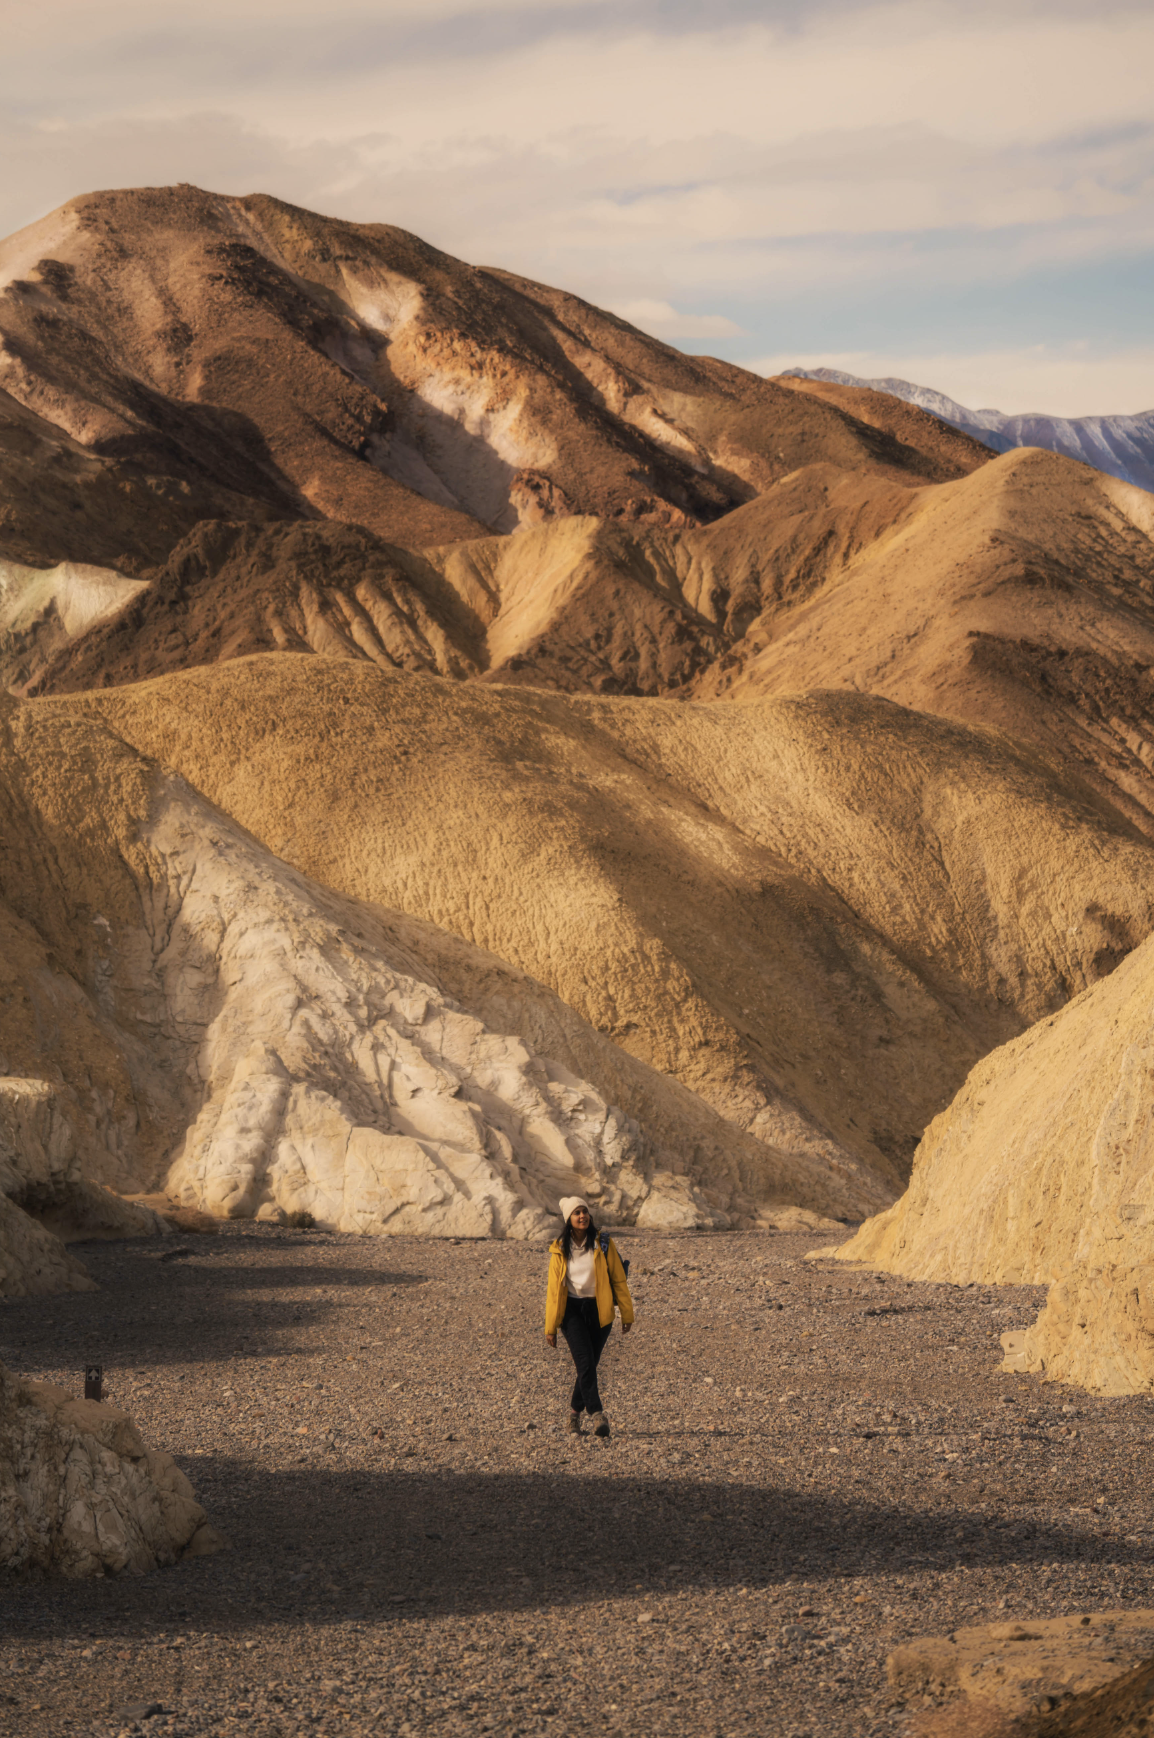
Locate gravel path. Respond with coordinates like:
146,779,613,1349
3,1226,1153,1738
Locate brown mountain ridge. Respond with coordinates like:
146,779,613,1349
5,186,1154,843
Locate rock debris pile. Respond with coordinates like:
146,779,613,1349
0,1361,222,1578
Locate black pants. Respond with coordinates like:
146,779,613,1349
561,1295,613,1414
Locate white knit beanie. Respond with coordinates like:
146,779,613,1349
558,1195,591,1224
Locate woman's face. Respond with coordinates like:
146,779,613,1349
569,1206,590,1239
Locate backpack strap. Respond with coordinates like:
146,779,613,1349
599,1229,630,1277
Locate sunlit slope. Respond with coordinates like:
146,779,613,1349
702,450,1154,833
833,926,1154,1393
70,656,1154,1192
33,449,1154,863
0,182,990,700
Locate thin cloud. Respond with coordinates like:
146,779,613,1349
611,300,744,338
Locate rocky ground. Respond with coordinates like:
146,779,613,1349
2,1225,1153,1738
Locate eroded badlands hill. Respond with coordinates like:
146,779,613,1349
0,184,979,562
8,182,1154,1309
0,183,993,700
4,689,851,1268
4,187,1152,839
697,447,1154,837
57,654,1154,1202
30,445,1154,847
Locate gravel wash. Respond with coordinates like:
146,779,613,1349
3,1225,1154,1738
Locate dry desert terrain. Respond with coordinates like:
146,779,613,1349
4,183,1154,1737
5,1225,1154,1738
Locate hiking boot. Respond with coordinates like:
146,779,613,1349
591,1411,610,1438
567,1411,584,1435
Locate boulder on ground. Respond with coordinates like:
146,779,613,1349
760,1205,847,1234
0,1361,225,1577
0,1192,95,1298
1027,1654,1154,1737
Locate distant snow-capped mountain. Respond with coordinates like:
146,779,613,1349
783,367,1154,494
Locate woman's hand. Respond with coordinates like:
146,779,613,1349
622,1321,632,1335
545,1332,557,1348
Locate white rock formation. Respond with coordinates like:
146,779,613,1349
1,693,720,1240
0,1362,222,1576
149,783,713,1236
0,557,147,692
0,1077,163,1297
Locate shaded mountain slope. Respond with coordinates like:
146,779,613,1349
0,383,286,576
0,184,978,569
66,655,1154,1194
772,370,997,473
17,520,480,694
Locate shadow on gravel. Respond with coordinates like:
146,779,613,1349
0,1243,429,1370
1,1460,1134,1641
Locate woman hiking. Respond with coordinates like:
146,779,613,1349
544,1196,634,1437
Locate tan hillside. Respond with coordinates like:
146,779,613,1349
833,923,1154,1392
24,476,911,699
25,513,730,698
10,182,1154,1297
11,190,1154,841
698,448,1154,834
25,430,1154,850
66,655,1154,1198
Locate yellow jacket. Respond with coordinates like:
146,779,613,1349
545,1234,635,1336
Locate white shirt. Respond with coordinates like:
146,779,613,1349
566,1240,597,1297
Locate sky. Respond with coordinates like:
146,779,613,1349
4,0,1153,416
